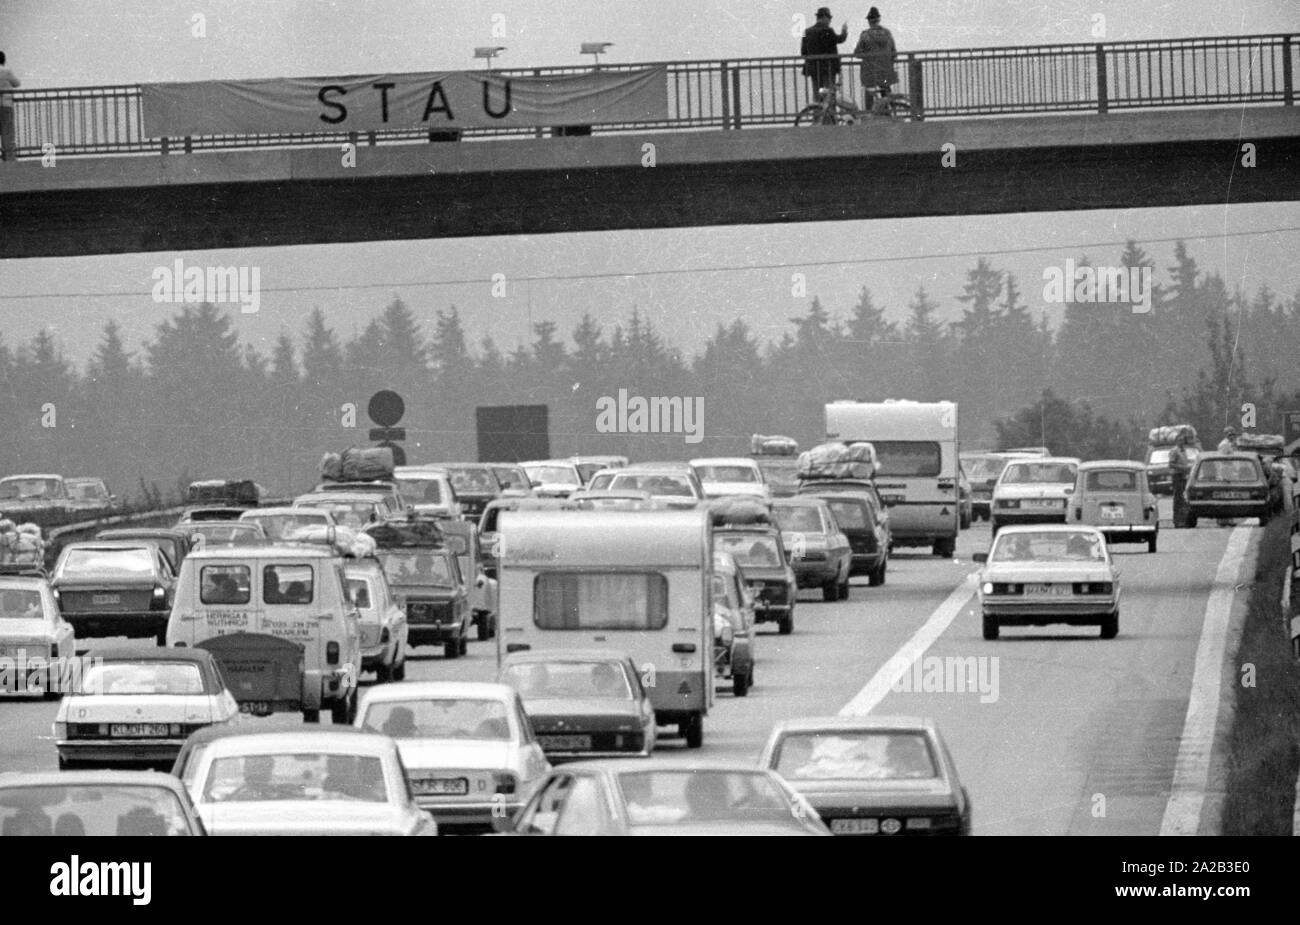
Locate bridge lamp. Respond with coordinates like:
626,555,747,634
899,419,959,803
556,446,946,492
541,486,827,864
474,46,507,69
581,42,613,68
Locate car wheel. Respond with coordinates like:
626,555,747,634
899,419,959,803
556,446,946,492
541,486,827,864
981,613,999,641
376,661,394,683
459,635,469,657
1186,514,1198,528
330,691,356,724
1100,610,1119,640
302,709,321,724
444,640,460,659
1147,533,1158,553
777,611,794,635
822,578,838,602
476,613,491,641
392,651,407,681
838,573,851,598
733,670,750,697
868,560,886,587
934,538,956,558
681,714,704,749
154,630,167,647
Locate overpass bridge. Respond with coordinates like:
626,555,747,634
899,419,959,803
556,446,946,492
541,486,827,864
1,33,1297,258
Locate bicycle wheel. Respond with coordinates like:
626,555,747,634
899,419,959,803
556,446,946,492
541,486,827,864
886,95,912,121
795,104,834,126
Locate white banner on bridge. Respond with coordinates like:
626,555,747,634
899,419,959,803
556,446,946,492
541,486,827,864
140,68,669,136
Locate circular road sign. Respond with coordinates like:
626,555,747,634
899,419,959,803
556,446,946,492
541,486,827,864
368,390,405,427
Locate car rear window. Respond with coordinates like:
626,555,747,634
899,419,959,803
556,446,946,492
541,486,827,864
1085,470,1139,491
871,441,941,478
774,506,824,532
501,660,634,701
1001,462,1078,484
262,564,314,605
360,698,513,740
774,732,939,780
60,547,154,576
534,572,668,630
1195,459,1262,483
0,784,194,836
201,565,252,605
203,753,388,803
0,589,44,619
79,661,206,696
823,498,869,530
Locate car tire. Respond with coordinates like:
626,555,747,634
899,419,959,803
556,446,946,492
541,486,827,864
838,573,851,598
1147,533,1158,553
682,714,704,749
777,611,794,635
376,661,394,683
154,630,167,647
822,578,838,602
934,538,956,558
982,613,999,641
476,613,491,641
1186,514,1198,528
459,635,469,657
331,691,357,725
867,560,886,587
733,671,750,697
393,652,406,681
1100,611,1119,640
302,709,321,724
444,640,460,659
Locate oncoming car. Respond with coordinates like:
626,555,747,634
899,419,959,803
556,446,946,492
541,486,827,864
990,457,1081,534
974,525,1120,640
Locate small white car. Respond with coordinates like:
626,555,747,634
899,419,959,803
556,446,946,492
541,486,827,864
990,457,1082,533
343,558,408,683
0,574,75,699
54,645,239,769
690,457,770,500
354,681,550,831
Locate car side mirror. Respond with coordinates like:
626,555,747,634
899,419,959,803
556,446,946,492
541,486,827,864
972,552,988,563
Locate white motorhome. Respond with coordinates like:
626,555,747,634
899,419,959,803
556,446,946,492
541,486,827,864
495,508,713,748
825,400,960,557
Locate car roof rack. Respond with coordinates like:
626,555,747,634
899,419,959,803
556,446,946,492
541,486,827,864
0,564,48,579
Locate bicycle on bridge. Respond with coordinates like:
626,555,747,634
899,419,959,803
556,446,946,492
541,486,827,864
795,78,912,126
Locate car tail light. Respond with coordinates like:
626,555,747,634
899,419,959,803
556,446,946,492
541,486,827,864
1074,582,1113,594
326,641,340,665
493,772,518,795
1074,509,1082,521
380,628,390,644
997,499,1019,509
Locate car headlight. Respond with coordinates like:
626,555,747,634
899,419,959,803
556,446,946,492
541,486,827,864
153,585,166,598
981,581,995,595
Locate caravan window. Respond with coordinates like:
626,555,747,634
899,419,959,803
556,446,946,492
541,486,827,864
869,442,942,478
533,572,669,630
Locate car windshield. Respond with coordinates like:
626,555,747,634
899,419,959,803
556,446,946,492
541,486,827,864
716,534,782,567
775,731,939,780
617,770,793,827
361,698,512,740
202,752,389,803
492,468,528,491
447,468,498,494
0,478,59,501
0,588,44,619
380,552,454,587
242,513,328,540
1085,470,1139,491
525,466,581,486
1195,459,1262,483
395,478,444,506
1001,462,1078,484
502,660,634,701
78,662,206,695
610,474,693,497
67,482,108,501
992,531,1106,562
695,465,758,483
0,784,194,836
774,506,824,533
60,547,154,576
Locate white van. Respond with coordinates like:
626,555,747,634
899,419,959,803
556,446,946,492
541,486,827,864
825,400,961,556
495,508,714,748
165,544,362,724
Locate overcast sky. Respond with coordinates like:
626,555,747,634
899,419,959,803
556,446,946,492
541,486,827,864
2,0,1297,368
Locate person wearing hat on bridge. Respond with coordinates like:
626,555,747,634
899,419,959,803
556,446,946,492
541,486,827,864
1217,426,1238,454
801,7,850,98
854,7,899,108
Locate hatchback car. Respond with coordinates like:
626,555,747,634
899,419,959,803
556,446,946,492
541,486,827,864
51,541,177,644
0,575,74,699
435,464,505,517
499,761,829,836
974,525,1120,640
690,457,770,500
95,528,192,574
1146,444,1202,496
392,467,462,519
796,484,889,588
1067,460,1158,552
0,770,206,836
759,716,971,836
344,558,408,683
500,651,658,758
520,460,585,498
713,526,797,634
54,646,239,769
488,464,535,497
1184,453,1275,527
771,496,853,600
990,457,1082,533
355,682,549,831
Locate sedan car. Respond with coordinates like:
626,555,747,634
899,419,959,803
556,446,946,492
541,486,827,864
393,467,462,519
0,770,206,836
54,646,239,770
354,682,549,831
795,483,889,588
437,464,506,517
520,460,585,498
499,651,658,759
488,464,535,498
293,491,389,528
690,457,770,500
1184,453,1275,527
499,761,830,836
990,457,1082,533
95,527,192,574
184,729,437,836
0,574,74,699
64,477,117,516
237,506,336,541
600,464,704,508
1146,444,1202,496
771,496,853,601
344,557,408,682
758,716,971,836
51,541,176,644
974,525,1120,640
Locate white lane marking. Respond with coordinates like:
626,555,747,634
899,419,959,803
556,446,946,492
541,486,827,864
838,573,978,716
1160,525,1253,836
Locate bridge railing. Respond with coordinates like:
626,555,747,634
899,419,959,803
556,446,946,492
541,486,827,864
8,33,1296,159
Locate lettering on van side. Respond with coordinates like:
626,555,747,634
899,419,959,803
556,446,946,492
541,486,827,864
205,611,249,628
261,619,315,640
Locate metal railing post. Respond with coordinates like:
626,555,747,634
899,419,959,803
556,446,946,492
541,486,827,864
1096,43,1109,114
731,66,742,129
1284,35,1294,106
907,55,925,121
720,62,731,129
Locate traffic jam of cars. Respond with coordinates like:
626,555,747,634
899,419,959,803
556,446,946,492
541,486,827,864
0,404,1292,837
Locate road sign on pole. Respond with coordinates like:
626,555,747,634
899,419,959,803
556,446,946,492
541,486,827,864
369,427,407,442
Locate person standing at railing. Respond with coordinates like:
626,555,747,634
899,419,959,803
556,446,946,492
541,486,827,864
0,52,20,162
854,7,898,109
801,7,849,98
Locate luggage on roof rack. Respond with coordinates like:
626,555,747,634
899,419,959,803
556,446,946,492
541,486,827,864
750,434,799,456
1147,424,1199,447
797,441,876,481
709,497,775,527
362,518,445,548
186,479,260,506
1236,432,1285,453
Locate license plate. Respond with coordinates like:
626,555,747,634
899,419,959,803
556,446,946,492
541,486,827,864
1215,491,1250,500
1025,584,1072,597
239,701,272,716
411,777,468,796
92,593,121,605
110,723,170,737
1100,506,1126,519
881,495,904,504
1023,499,1063,508
830,818,879,834
539,734,593,750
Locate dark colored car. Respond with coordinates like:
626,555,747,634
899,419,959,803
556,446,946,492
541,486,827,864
0,770,207,836
177,506,247,523
760,717,971,836
796,482,889,586
95,527,193,574
365,521,471,659
771,496,853,601
51,541,177,643
713,527,797,635
1145,445,1202,496
498,761,830,836
1184,453,1275,527
499,650,657,760
64,477,118,516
